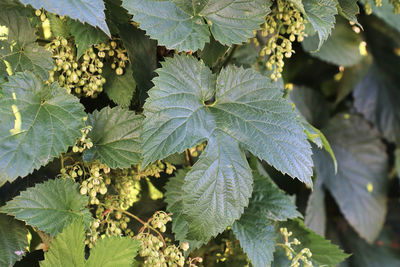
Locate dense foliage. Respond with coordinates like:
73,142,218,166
0,0,400,266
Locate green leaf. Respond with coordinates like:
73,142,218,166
67,19,108,59
47,14,71,38
122,0,268,51
304,178,326,236
303,0,338,50
144,55,312,238
40,219,86,267
144,54,312,241
0,179,91,236
313,114,388,243
40,219,140,267
0,10,54,79
303,19,363,66
338,0,360,25
86,236,140,267
232,166,301,267
83,107,142,168
0,214,29,267
165,169,203,250
232,214,275,267
354,64,400,144
119,24,157,105
0,72,86,185
19,0,110,36
277,219,349,266
103,64,136,108
182,131,253,240
104,0,132,35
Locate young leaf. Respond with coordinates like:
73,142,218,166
0,72,86,185
19,0,110,36
103,64,136,108
0,214,29,267
0,10,54,79
232,166,301,267
354,64,400,144
122,0,269,51
40,219,140,267
277,219,350,266
303,19,363,67
67,19,108,59
143,54,312,241
83,107,142,168
303,0,338,50
0,179,91,236
313,114,388,243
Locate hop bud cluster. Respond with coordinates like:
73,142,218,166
78,161,111,205
34,8,47,22
189,143,206,157
280,227,313,267
136,160,176,179
259,0,307,81
136,212,188,267
73,125,93,153
47,37,129,98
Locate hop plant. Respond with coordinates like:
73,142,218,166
258,0,307,81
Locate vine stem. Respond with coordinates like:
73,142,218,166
98,203,166,247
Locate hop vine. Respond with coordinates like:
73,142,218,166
256,0,307,81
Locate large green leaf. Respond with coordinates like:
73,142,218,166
303,19,363,66
232,165,301,267
165,169,204,250
0,72,86,185
0,214,29,267
119,23,157,105
277,219,349,266
122,0,268,51
303,0,338,50
40,219,139,267
0,10,53,79
40,218,86,267
354,64,400,144
67,19,108,59
143,54,312,241
103,64,136,108
313,114,388,243
19,0,110,36
83,107,142,168
0,179,91,236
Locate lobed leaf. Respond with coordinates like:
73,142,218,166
122,0,268,51
143,54,312,241
0,72,86,185
0,179,91,236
